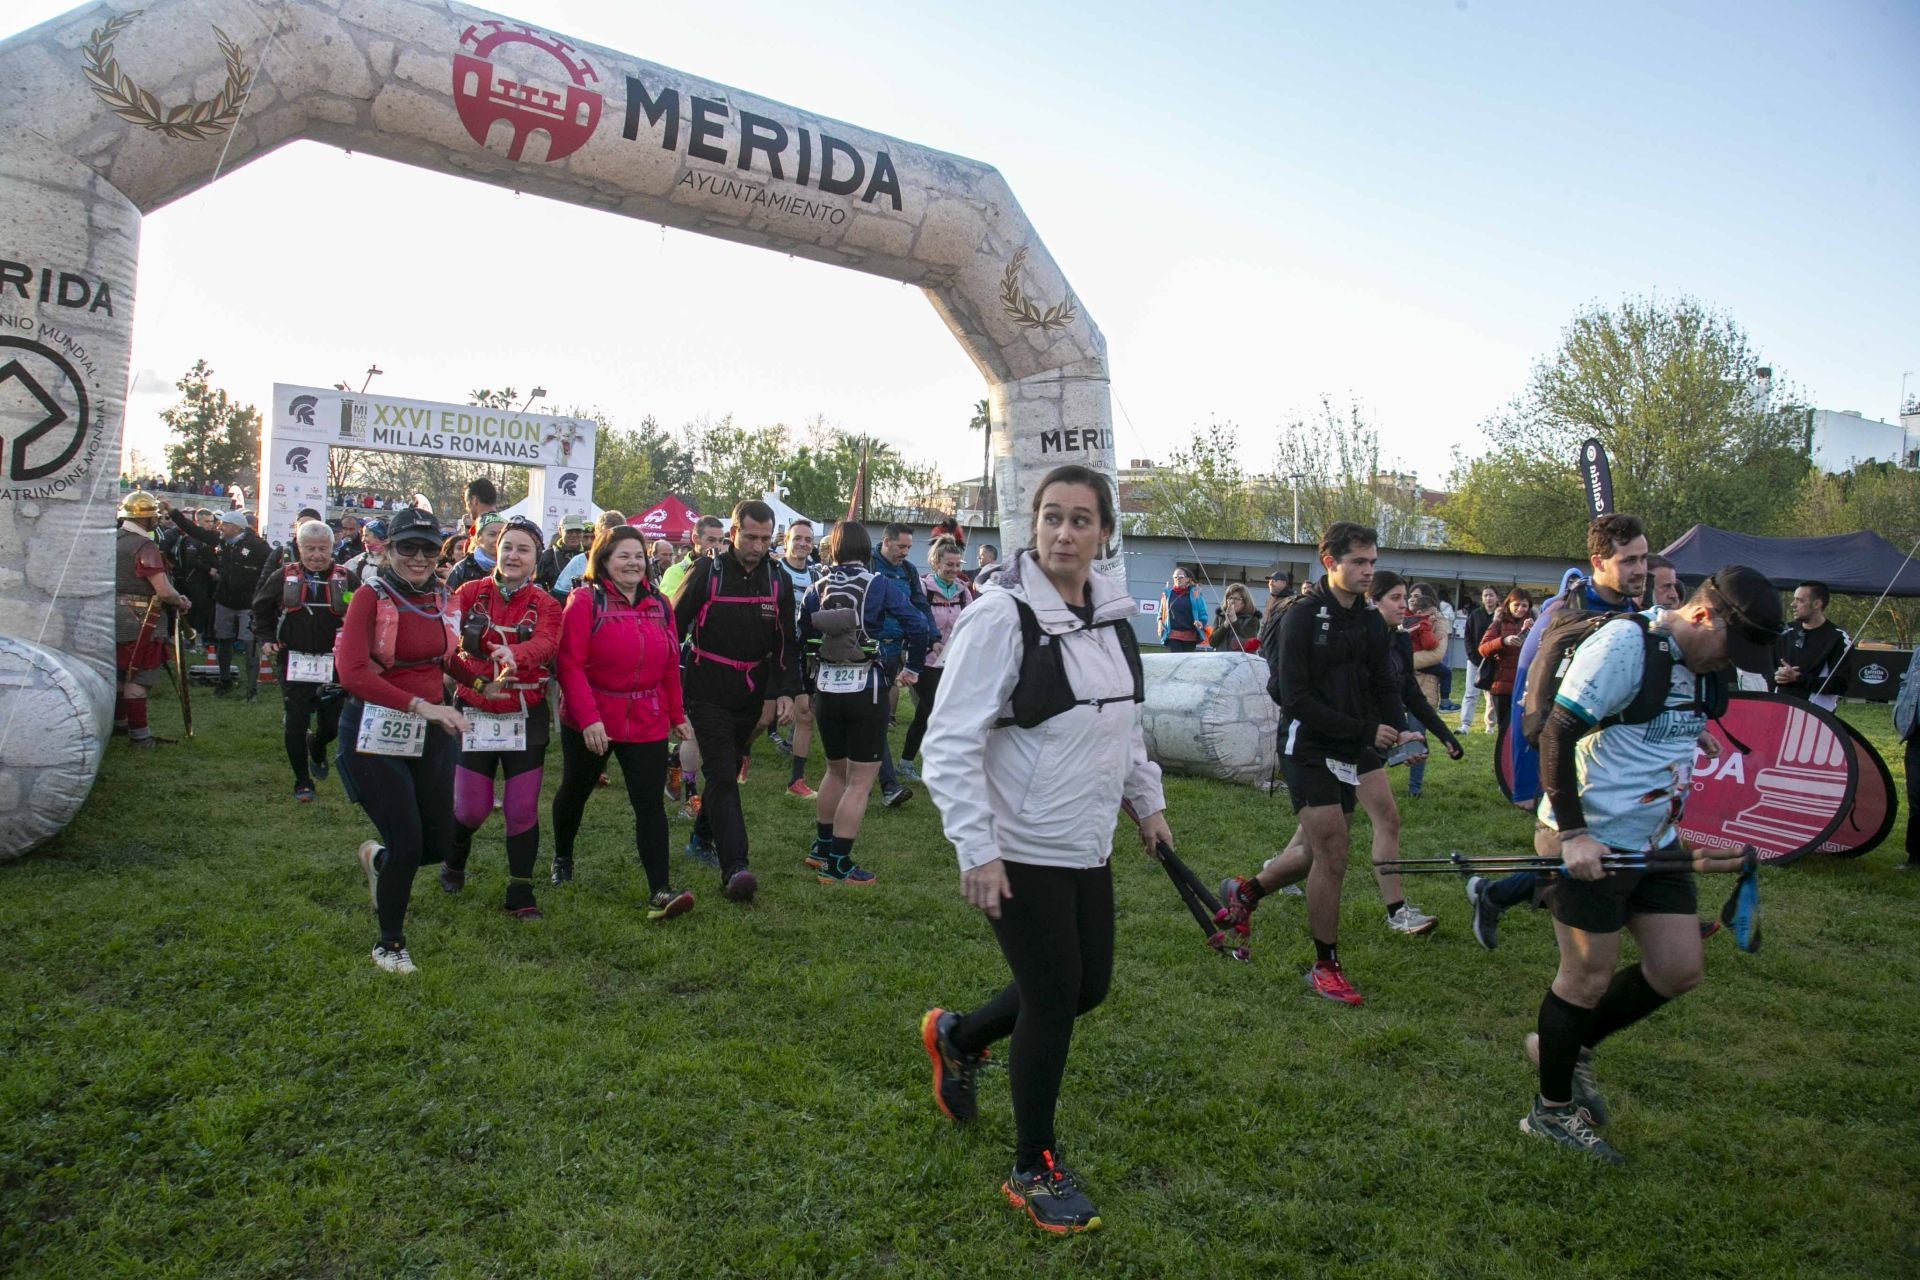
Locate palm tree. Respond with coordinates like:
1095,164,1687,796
969,398,992,521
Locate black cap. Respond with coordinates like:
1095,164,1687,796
1702,564,1784,675
1265,564,1292,582
386,507,441,550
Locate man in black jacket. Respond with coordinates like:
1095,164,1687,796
252,518,349,800
671,499,801,902
170,505,272,698
1775,580,1848,711
1223,522,1412,1006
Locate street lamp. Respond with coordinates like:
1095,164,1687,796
518,386,548,415
1289,471,1305,544
333,364,382,394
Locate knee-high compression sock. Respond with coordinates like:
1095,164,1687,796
1537,989,1597,1104
791,756,807,784
125,699,150,742
114,694,128,731
1581,964,1671,1048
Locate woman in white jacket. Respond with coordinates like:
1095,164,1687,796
918,464,1175,1236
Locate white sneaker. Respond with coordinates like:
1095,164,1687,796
1386,903,1439,935
357,840,382,908
370,943,417,974
1280,883,1305,898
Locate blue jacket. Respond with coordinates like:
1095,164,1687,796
872,554,934,642
1507,572,1638,807
801,566,930,675
1157,584,1208,643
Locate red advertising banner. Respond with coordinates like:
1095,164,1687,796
1679,693,1856,866
630,495,699,542
1818,722,1895,858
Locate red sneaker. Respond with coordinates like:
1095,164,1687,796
786,778,817,800
1305,961,1364,1006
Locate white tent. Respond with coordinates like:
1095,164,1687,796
762,489,821,535
498,491,603,531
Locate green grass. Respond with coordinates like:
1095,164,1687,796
4,690,1918,1278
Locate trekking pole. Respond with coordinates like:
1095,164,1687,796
1155,840,1249,963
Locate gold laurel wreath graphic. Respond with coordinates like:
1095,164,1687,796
1000,247,1078,332
82,10,251,141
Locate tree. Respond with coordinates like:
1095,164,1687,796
1270,397,1424,546
1796,461,1920,644
588,411,656,517
1130,420,1280,540
160,360,260,489
1443,295,1809,555
969,397,992,510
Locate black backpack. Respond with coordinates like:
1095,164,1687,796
810,568,877,667
995,598,1144,730
1520,611,1725,746
1258,592,1308,706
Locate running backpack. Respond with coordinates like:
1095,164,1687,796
687,558,784,691
810,568,877,667
995,598,1144,730
1520,611,1725,746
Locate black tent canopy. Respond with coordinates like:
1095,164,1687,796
1660,525,1920,597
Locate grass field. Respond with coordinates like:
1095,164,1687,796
4,686,1918,1278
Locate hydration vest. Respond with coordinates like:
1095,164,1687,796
995,598,1145,730
353,575,457,673
280,562,349,615
461,576,550,692
810,567,878,667
688,558,784,692
1522,612,1727,746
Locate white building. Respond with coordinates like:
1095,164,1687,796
1806,407,1920,473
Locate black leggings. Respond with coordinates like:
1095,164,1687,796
552,725,671,894
281,678,341,787
949,860,1114,1168
900,666,943,761
338,699,458,945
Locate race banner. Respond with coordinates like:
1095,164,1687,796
1580,438,1614,518
1679,692,1856,865
1819,722,1896,858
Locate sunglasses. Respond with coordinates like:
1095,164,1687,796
390,541,438,560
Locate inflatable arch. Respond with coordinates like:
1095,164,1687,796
0,0,1119,857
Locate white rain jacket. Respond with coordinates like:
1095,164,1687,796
923,549,1166,873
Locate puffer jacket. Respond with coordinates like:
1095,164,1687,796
556,581,685,742
922,550,1166,873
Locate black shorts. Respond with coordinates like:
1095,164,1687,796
1281,751,1383,814
1549,859,1697,934
815,686,888,764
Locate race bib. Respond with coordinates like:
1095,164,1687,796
1325,758,1360,786
286,651,334,684
357,703,427,757
462,710,528,753
816,663,871,695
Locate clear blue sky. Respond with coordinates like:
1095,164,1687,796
8,0,1915,490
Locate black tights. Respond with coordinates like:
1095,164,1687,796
949,861,1114,1170
900,666,943,761
281,679,340,787
552,726,671,894
339,699,457,946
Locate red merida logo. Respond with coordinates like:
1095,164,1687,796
453,21,601,163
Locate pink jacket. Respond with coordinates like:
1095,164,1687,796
556,583,685,742
920,571,976,668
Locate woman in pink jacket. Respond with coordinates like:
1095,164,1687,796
551,524,697,920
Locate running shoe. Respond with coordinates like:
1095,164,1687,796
805,838,831,871
786,778,818,800
1699,918,1722,941
817,856,877,886
370,942,417,975
505,905,543,922
882,783,913,809
723,870,758,903
1003,1152,1101,1235
307,731,329,780
769,729,792,756
1524,1032,1609,1126
439,865,466,894
677,796,702,822
356,840,382,908
894,761,921,782
665,764,682,801
919,1008,985,1124
685,833,719,867
647,888,695,922
737,757,750,784
549,857,573,886
1466,876,1499,951
294,783,315,804
597,772,610,788
1386,903,1439,935
1217,876,1260,931
1279,883,1304,898
1304,961,1364,1006
1521,1097,1623,1165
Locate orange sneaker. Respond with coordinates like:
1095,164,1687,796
786,778,817,800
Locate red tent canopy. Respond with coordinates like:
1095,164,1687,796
629,495,699,543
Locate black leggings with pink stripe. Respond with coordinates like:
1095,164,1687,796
448,701,551,909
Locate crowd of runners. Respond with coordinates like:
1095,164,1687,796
111,460,1891,1234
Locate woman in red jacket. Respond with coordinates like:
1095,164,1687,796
1477,586,1535,731
334,507,470,975
552,524,697,920
443,516,563,918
